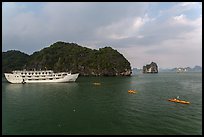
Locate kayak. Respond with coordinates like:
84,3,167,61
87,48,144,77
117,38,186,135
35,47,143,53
168,98,190,104
128,90,137,94
93,82,101,86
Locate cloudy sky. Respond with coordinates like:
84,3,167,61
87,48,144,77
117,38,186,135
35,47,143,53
2,2,202,69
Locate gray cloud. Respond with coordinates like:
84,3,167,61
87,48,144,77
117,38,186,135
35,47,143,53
2,2,202,68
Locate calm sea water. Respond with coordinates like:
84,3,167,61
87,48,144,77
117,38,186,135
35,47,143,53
2,72,202,135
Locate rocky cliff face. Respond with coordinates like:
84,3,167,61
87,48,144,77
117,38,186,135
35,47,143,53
143,62,158,73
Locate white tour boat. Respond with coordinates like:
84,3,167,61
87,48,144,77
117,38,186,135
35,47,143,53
4,70,79,84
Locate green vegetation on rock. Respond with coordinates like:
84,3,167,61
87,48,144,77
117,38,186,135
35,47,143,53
2,50,30,73
2,41,132,76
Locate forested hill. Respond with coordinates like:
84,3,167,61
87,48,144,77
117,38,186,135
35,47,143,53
2,50,30,73
2,41,132,76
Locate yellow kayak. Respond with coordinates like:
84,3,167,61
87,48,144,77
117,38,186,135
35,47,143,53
128,90,137,94
93,82,101,86
168,98,190,104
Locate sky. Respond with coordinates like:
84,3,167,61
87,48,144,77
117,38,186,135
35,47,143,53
2,2,202,69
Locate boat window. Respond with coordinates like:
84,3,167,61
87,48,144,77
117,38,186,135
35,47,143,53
49,72,51,74
32,73,34,75
25,73,27,75
29,73,31,75
42,72,44,74
45,72,47,74
22,76,25,78
35,73,37,74
63,74,67,76
56,78,59,79
21,73,23,75
49,78,53,80
58,74,61,76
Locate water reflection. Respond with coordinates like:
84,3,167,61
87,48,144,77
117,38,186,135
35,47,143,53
3,83,25,92
3,82,79,94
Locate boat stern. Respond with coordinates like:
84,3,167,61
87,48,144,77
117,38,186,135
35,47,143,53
4,73,23,83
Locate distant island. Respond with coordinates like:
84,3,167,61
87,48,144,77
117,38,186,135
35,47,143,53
143,62,158,73
132,65,202,75
2,41,132,76
159,66,202,72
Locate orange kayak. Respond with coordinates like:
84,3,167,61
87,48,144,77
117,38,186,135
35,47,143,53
128,90,137,94
168,98,190,104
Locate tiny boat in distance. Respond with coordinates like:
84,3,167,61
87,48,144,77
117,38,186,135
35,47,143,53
93,82,101,86
4,70,79,84
128,90,137,94
168,98,190,104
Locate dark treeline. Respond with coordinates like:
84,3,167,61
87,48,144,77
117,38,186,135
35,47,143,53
2,41,132,76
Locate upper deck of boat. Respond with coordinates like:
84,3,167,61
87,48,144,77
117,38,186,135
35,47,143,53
12,70,55,75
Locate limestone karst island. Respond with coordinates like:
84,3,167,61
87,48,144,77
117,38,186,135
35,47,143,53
2,41,132,76
143,62,158,73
